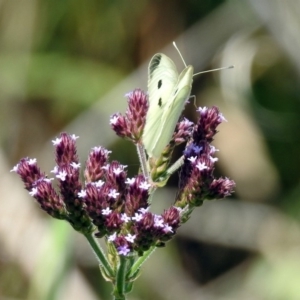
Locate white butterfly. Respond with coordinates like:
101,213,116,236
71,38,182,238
142,43,233,159
142,52,193,159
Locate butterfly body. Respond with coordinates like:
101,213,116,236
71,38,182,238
143,53,194,158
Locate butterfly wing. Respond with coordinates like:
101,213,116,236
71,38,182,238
151,65,194,158
143,53,179,157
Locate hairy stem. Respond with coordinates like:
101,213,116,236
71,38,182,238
136,143,149,178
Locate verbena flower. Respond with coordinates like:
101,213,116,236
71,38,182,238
12,88,234,268
12,137,181,255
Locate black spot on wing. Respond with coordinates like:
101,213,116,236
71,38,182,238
158,98,162,107
158,79,162,89
149,54,162,79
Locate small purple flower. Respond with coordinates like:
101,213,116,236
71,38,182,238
108,189,120,199
125,234,136,243
188,156,197,163
70,162,81,169
28,158,37,165
210,156,218,163
197,106,208,114
56,170,68,181
218,113,227,122
50,166,58,174
29,187,38,196
163,224,173,233
196,162,208,171
114,236,132,256
102,207,112,216
154,215,164,228
125,178,136,185
113,165,126,175
110,114,119,125
10,164,19,172
108,232,117,242
138,207,149,214
52,137,62,146
91,180,105,188
70,134,79,140
132,213,143,222
210,145,219,154
139,181,151,190
117,245,131,256
121,213,131,223
184,143,203,158
78,189,87,198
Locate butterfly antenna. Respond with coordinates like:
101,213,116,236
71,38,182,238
194,65,234,76
173,41,187,68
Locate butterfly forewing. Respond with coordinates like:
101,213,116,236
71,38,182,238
150,66,193,158
143,54,179,157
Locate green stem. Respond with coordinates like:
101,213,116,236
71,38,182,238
113,295,126,300
128,246,156,279
84,233,114,278
114,255,128,300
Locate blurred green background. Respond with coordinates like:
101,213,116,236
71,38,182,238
2,0,300,299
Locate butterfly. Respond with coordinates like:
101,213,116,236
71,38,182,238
142,43,233,159
142,52,193,159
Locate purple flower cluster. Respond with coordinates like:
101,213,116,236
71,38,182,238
107,205,180,256
78,146,181,254
12,158,67,220
12,134,93,232
172,118,194,145
12,133,181,255
110,89,148,143
177,107,235,210
12,89,235,257
111,90,235,216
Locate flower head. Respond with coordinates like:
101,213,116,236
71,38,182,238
85,146,111,182
175,106,235,211
111,89,148,143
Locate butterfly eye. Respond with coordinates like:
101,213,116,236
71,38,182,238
158,80,162,89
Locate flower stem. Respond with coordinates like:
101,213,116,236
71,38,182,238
113,255,128,300
84,232,114,278
128,246,156,279
136,143,149,178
